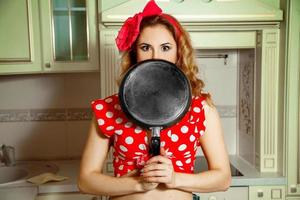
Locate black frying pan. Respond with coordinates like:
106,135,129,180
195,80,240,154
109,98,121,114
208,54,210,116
119,59,191,156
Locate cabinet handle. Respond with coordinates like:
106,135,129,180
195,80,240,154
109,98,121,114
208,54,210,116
45,63,51,68
257,190,264,197
208,196,217,200
290,185,297,193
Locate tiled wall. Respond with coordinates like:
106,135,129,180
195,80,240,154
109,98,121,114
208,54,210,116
195,49,255,159
0,73,100,160
196,49,238,155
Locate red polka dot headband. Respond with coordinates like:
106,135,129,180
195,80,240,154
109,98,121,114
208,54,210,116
115,0,182,52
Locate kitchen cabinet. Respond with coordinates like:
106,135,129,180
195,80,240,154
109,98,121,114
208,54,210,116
196,187,248,200
0,187,37,200
285,0,300,199
99,29,119,98
249,185,285,200
0,0,42,74
0,0,99,75
39,0,99,72
36,193,106,200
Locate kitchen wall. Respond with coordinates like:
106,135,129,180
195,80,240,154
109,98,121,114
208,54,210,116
0,49,254,160
0,73,100,160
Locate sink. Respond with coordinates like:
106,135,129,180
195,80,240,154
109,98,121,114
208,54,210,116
0,167,29,184
0,162,58,186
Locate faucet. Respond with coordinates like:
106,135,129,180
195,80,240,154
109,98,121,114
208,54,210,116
0,145,16,166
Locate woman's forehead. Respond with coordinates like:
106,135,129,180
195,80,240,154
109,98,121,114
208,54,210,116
137,25,175,44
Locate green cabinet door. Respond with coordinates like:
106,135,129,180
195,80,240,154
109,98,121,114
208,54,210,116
0,0,42,74
286,0,300,197
39,0,99,72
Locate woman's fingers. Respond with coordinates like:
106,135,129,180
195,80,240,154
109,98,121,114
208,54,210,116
146,155,172,165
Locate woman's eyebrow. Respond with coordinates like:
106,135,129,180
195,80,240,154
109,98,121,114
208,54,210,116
160,42,172,46
138,42,150,46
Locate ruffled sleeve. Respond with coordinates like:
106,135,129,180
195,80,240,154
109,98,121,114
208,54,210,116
189,96,207,139
91,95,119,138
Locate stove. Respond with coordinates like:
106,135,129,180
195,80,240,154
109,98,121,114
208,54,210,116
194,156,243,176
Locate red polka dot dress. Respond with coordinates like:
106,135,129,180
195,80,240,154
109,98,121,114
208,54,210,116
91,94,207,177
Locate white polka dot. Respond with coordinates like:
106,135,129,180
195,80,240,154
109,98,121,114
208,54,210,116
161,141,165,147
171,134,179,142
184,154,191,158
200,130,205,136
189,116,194,121
125,136,134,144
106,126,114,131
203,120,207,127
190,135,196,142
139,144,146,150
179,167,184,170
119,165,124,170
119,151,126,158
115,157,119,162
181,126,189,133
144,136,148,144
114,104,121,110
194,126,199,133
125,122,133,128
178,144,187,151
120,145,128,152
191,166,194,171
115,130,123,135
116,117,123,124
186,158,191,164
195,96,199,100
176,160,183,167
97,119,105,126
184,151,191,155
106,111,113,118
117,174,120,177
91,101,95,104
193,107,201,113
95,104,103,110
105,98,113,103
167,130,172,137
134,126,142,134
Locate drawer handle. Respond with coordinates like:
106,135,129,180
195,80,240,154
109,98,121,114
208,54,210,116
257,191,264,197
208,196,217,200
290,185,297,193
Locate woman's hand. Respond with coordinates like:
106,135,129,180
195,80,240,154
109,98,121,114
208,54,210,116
141,148,176,189
122,169,159,191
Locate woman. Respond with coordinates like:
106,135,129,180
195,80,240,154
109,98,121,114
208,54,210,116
78,1,231,199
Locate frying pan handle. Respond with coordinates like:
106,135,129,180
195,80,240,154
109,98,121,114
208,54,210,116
150,127,162,156
150,137,160,156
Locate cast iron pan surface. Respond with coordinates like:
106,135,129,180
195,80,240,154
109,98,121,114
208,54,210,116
119,59,192,129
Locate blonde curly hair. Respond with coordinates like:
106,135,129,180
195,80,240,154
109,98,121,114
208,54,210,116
117,14,211,102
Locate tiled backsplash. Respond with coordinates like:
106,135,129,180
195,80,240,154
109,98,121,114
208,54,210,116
0,73,100,160
0,108,92,122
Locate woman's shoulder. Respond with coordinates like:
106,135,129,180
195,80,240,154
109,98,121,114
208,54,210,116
91,93,122,118
91,94,119,106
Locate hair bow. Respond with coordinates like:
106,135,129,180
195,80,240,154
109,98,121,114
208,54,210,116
115,0,162,52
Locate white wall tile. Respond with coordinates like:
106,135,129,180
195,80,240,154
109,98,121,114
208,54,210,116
0,74,65,109
0,121,67,160
66,121,90,159
64,73,100,108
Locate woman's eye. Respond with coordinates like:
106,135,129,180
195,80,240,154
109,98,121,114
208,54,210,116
140,45,150,51
161,45,171,52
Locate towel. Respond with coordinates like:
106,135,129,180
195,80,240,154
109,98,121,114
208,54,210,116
26,172,68,185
